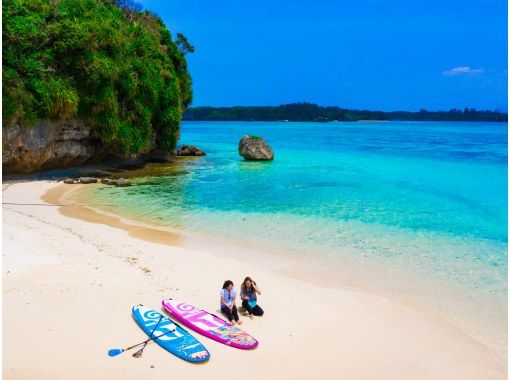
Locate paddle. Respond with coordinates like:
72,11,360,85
108,331,169,357
210,312,234,327
131,316,163,358
108,316,176,358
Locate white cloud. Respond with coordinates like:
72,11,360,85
442,66,484,76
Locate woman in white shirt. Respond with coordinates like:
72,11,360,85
219,280,242,325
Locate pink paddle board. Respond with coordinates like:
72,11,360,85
162,299,258,349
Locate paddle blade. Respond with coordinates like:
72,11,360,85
132,348,144,358
108,348,124,357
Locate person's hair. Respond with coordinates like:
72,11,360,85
222,280,234,289
241,276,256,294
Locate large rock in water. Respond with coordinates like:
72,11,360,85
238,135,274,161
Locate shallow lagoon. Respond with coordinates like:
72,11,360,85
79,121,508,348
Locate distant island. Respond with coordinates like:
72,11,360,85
183,103,507,122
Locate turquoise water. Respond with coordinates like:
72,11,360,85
82,121,507,342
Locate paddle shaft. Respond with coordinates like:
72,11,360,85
124,323,180,351
132,316,164,357
139,316,163,350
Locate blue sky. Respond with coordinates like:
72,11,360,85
143,0,507,111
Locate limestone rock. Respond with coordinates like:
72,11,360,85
114,178,132,187
78,177,98,184
2,119,104,174
174,145,205,156
238,135,274,161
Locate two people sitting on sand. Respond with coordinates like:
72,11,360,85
220,277,264,324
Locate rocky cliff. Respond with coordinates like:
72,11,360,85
2,119,106,174
3,0,193,174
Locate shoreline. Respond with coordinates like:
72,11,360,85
51,182,507,355
3,180,507,379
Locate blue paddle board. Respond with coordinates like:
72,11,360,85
132,305,210,362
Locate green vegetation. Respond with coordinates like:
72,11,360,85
184,103,507,122
3,0,193,154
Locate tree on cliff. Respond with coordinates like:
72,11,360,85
2,0,193,154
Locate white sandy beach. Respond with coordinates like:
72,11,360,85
2,180,507,379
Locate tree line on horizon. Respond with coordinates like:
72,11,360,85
183,103,507,122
